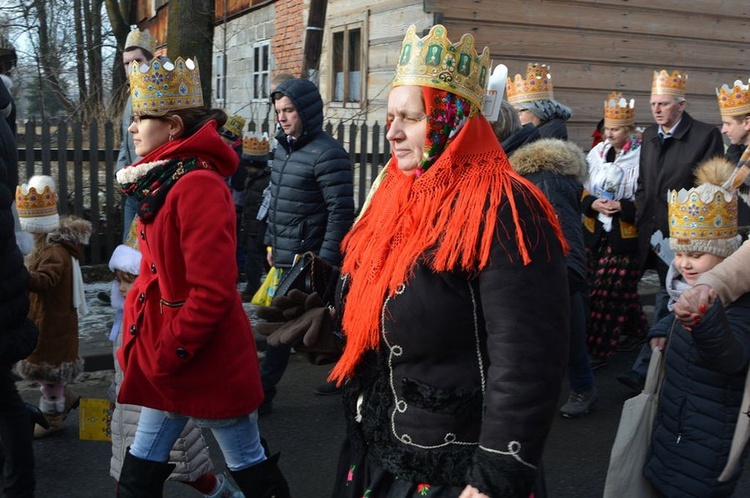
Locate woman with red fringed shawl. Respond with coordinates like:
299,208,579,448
266,25,571,498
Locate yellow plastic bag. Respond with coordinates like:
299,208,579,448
251,267,283,306
78,398,113,441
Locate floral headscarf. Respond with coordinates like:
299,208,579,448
418,87,472,176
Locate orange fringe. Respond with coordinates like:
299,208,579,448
329,116,566,384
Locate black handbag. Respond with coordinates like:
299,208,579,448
275,252,340,305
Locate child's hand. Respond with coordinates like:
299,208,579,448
673,284,715,330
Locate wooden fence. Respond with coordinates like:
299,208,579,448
17,118,390,264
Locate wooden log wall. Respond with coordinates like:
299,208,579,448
425,0,750,149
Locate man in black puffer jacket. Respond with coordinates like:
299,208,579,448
0,75,39,498
260,78,354,411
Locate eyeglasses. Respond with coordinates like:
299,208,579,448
130,115,160,125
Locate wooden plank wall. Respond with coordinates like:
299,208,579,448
420,0,750,149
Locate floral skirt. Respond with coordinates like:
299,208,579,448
331,437,465,498
586,237,648,360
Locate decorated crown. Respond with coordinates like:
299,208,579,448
130,57,203,116
16,175,59,233
125,28,157,55
392,25,491,112
221,114,246,141
668,158,740,258
603,91,636,128
716,79,750,117
652,69,687,98
242,132,270,158
506,63,555,105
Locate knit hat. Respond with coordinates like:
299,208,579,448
108,218,141,275
668,158,741,258
16,175,60,234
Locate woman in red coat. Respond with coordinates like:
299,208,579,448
115,56,289,497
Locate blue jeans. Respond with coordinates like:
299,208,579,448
129,407,265,471
567,290,594,392
122,196,138,242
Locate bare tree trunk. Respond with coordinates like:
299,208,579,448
168,0,215,105
103,0,132,116
74,0,89,121
85,0,105,122
34,0,76,116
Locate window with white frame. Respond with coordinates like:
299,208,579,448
216,54,226,102
331,25,361,104
252,41,271,100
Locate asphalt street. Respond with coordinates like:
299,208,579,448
5,271,750,497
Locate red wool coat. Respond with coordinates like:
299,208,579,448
117,122,263,419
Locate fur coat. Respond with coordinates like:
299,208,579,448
16,216,91,384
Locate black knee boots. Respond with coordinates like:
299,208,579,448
117,451,175,498
230,453,291,498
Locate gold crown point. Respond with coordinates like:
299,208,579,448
242,132,270,157
222,114,247,140
603,91,636,127
652,69,687,98
716,79,750,117
125,28,157,55
130,57,203,115
506,63,555,105
392,24,491,112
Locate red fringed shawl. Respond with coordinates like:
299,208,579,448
329,105,567,384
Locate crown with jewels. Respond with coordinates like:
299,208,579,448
392,24,490,112
16,175,59,234
130,57,203,116
506,63,555,105
716,79,750,117
603,91,636,128
220,113,246,141
668,158,740,258
242,132,270,158
125,28,157,55
652,69,687,98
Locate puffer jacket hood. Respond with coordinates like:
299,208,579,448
272,78,324,142
509,138,588,182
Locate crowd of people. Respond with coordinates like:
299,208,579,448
3,20,750,498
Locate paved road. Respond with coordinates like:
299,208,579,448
6,271,750,497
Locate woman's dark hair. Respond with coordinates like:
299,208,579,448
169,107,228,139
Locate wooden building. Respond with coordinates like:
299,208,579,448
131,0,750,149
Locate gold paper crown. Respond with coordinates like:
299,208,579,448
130,57,203,116
221,114,246,141
242,132,270,157
716,79,750,117
603,91,636,128
652,69,687,98
16,175,60,233
506,63,555,105
668,188,737,240
392,25,490,112
668,159,739,258
125,28,157,55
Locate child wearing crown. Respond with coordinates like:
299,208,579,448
107,220,243,497
115,56,288,497
639,158,750,496
14,175,91,437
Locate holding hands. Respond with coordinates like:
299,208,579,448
673,284,716,329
